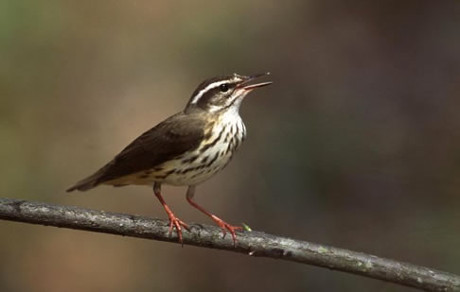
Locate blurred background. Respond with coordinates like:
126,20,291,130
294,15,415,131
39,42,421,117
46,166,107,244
1,0,459,291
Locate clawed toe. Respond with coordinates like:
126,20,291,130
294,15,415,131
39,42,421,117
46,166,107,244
212,216,242,245
167,215,189,244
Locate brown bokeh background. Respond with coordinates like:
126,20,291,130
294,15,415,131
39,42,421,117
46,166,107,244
1,1,459,291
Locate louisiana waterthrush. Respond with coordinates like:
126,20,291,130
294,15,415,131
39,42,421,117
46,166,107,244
67,73,272,243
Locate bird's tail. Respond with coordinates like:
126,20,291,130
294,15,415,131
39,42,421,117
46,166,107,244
66,175,99,192
66,166,108,192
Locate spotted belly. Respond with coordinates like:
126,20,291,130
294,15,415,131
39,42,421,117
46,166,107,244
160,148,234,186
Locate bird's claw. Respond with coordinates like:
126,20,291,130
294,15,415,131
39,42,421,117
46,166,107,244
212,216,243,246
167,215,189,245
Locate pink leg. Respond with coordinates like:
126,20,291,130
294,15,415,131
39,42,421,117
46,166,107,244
154,183,189,244
186,186,242,245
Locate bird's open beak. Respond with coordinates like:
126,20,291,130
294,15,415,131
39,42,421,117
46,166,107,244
239,72,272,90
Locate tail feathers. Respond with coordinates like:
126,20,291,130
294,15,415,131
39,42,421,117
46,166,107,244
66,174,100,192
66,179,98,192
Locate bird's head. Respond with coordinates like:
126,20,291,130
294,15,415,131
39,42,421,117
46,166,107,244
185,73,272,114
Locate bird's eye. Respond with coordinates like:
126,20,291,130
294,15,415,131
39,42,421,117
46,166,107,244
219,84,229,92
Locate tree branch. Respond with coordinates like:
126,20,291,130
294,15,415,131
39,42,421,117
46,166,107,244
0,198,458,291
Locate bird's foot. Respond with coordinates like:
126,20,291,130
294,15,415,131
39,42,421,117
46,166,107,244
166,213,190,245
211,215,243,246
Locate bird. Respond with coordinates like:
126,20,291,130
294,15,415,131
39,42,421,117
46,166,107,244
67,72,272,244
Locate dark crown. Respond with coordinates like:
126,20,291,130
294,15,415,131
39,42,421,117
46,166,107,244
185,73,272,113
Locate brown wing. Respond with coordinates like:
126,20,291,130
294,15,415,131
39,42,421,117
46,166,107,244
67,112,205,191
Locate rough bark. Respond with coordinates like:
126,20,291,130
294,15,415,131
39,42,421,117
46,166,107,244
1,198,459,291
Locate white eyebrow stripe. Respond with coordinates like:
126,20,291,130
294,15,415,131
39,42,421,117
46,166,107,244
189,80,231,104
